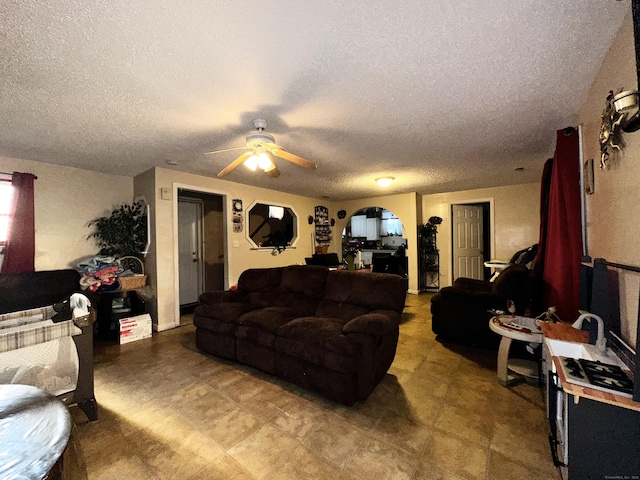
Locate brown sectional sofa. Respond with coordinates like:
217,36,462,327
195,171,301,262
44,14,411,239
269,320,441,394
194,265,407,405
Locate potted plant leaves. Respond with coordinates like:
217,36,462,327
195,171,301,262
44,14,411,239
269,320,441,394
87,199,148,259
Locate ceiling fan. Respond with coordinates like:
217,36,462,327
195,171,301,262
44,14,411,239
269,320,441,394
206,119,317,178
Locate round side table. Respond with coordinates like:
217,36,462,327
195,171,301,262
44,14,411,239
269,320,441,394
0,384,72,479
489,315,544,386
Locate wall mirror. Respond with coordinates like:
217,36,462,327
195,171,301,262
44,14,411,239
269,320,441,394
247,202,297,248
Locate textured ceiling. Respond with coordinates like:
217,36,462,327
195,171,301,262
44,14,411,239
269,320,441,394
0,1,630,200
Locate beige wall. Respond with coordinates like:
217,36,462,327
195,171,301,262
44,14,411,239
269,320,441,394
421,183,540,287
577,10,640,347
0,155,133,270
137,167,321,331
329,192,420,293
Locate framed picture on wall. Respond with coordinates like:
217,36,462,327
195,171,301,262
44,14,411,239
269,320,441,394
584,158,595,195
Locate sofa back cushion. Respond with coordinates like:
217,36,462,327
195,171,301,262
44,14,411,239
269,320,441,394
279,265,329,296
274,265,329,316
237,267,284,307
238,267,284,293
491,264,532,311
315,271,407,321
0,270,81,313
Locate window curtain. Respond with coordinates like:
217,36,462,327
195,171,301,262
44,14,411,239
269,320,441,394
535,128,582,322
1,172,36,274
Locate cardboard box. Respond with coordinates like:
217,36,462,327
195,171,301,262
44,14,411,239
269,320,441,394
119,313,152,344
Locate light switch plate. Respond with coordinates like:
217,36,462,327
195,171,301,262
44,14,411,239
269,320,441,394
160,187,171,200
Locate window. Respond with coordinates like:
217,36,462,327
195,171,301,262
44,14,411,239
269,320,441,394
0,181,14,245
248,202,297,248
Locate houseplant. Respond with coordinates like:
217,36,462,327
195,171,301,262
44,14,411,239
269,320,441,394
87,199,148,259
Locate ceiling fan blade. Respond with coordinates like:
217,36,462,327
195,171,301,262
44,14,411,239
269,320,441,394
205,146,248,155
267,166,281,178
271,148,318,170
217,151,253,177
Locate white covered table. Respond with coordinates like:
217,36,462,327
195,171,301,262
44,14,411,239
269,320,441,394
489,315,544,386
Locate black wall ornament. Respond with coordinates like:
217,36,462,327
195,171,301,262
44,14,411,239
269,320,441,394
337,210,346,219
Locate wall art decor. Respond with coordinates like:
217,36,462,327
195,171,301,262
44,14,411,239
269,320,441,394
232,198,243,233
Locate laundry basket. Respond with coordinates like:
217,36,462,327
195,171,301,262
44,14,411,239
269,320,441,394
117,256,147,291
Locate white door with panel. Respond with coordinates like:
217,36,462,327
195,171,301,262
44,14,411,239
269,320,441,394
178,199,204,306
452,204,484,280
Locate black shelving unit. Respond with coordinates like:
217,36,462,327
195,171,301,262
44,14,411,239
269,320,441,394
96,290,146,341
419,223,439,292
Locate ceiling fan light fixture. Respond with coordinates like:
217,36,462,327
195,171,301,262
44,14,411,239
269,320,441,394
244,155,259,171
257,152,273,171
376,177,395,187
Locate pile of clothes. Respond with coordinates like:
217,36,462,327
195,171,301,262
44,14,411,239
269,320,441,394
77,255,125,292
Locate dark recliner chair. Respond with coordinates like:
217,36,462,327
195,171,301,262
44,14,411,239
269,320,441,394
430,264,534,346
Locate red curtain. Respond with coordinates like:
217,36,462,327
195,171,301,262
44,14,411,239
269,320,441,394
537,128,582,322
1,172,36,274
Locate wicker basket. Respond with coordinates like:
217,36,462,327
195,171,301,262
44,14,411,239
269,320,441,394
117,256,147,291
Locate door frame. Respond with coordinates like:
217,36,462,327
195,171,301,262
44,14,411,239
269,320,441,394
172,183,228,328
448,198,495,284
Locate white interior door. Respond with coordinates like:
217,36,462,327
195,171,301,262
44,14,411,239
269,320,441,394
452,204,484,280
178,199,203,305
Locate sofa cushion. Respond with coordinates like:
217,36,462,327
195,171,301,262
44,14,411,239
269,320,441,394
343,312,399,336
238,307,299,334
323,271,406,313
238,267,284,293
193,303,258,326
315,300,369,322
491,264,529,297
275,317,356,374
276,317,355,356
0,270,81,314
199,290,247,305
280,265,329,296
274,293,321,317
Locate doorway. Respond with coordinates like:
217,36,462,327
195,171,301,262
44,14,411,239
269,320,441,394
451,202,491,281
177,189,225,316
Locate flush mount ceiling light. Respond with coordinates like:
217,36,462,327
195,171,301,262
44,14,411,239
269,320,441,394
375,177,395,187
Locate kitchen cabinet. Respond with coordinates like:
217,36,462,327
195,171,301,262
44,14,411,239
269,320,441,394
366,218,380,240
564,395,640,479
350,215,367,237
381,217,402,236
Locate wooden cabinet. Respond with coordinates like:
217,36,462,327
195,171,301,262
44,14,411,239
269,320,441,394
564,395,640,478
366,218,380,240
350,215,367,237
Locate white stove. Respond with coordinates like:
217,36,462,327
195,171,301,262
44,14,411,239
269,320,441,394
557,356,634,398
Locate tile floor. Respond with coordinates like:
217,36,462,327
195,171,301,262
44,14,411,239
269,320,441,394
71,293,561,480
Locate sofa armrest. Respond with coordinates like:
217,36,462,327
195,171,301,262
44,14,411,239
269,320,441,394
343,311,398,336
451,277,492,292
198,290,247,305
436,286,501,310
